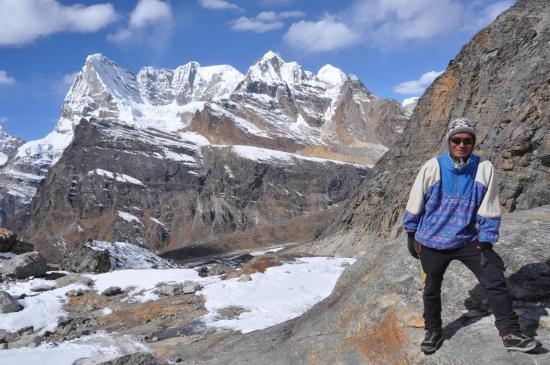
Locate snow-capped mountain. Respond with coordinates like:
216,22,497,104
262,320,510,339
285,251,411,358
1,51,408,240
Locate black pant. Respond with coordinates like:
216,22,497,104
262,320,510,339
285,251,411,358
419,242,519,336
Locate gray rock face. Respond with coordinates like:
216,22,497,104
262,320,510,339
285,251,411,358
0,251,47,279
60,244,112,273
18,119,369,262
0,127,25,227
0,291,22,314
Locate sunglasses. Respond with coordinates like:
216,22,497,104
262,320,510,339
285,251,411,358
450,137,474,145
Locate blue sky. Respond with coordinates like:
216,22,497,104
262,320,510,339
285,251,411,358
0,0,513,141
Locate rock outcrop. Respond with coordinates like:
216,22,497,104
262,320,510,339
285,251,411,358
0,251,47,279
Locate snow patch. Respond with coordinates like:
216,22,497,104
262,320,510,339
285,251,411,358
88,169,144,186
200,256,356,333
0,332,148,365
0,152,7,166
117,211,143,225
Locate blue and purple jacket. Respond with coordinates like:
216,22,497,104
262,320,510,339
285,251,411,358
403,153,502,250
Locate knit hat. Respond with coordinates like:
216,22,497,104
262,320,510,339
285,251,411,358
447,118,476,140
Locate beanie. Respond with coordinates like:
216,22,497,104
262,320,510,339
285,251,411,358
447,118,476,140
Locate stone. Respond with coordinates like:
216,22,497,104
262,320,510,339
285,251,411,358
10,240,33,255
0,251,47,279
96,352,160,365
65,289,86,297
154,283,184,296
0,228,16,252
0,291,22,314
60,244,112,273
238,274,252,282
55,273,94,288
101,286,122,296
30,285,56,293
182,283,201,294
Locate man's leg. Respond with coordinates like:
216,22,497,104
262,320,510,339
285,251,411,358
457,243,518,334
420,245,451,330
458,243,540,351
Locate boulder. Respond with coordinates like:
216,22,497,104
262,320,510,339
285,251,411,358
96,352,160,365
0,251,47,279
10,240,33,255
0,228,16,252
60,244,112,273
101,286,122,296
0,291,22,314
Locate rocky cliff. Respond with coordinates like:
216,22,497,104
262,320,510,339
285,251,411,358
17,119,369,262
0,127,26,227
172,0,550,363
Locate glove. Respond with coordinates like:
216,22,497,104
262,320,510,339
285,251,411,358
407,232,419,259
477,242,506,271
475,242,493,252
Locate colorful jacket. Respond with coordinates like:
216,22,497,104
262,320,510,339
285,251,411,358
403,153,501,250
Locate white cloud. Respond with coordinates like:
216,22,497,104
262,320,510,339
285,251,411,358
108,0,172,43
345,0,514,46
231,11,305,33
0,117,8,125
0,0,117,46
279,11,306,19
232,17,284,33
199,0,240,10
61,72,79,87
393,70,443,95
0,70,16,85
283,16,360,53
350,0,464,43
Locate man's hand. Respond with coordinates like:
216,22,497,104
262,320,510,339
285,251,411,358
475,242,493,252
407,232,419,259
476,241,506,271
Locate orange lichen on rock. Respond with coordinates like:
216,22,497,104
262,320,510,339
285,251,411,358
342,306,410,365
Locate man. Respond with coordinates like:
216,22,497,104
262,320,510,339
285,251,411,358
403,118,541,354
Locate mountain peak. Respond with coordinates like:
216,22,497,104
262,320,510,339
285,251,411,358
260,50,284,62
317,64,347,87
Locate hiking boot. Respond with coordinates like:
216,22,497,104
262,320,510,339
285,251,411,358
502,331,540,352
421,329,443,354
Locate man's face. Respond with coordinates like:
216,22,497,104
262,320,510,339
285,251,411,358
449,132,474,160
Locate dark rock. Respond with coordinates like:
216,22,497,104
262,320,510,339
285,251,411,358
0,228,16,252
10,240,33,254
96,352,160,365
0,251,47,279
60,244,112,273
101,286,122,296
0,291,22,313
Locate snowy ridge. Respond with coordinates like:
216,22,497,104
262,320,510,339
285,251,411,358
230,145,370,168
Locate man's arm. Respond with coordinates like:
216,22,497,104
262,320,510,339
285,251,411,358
403,158,439,233
476,160,502,243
